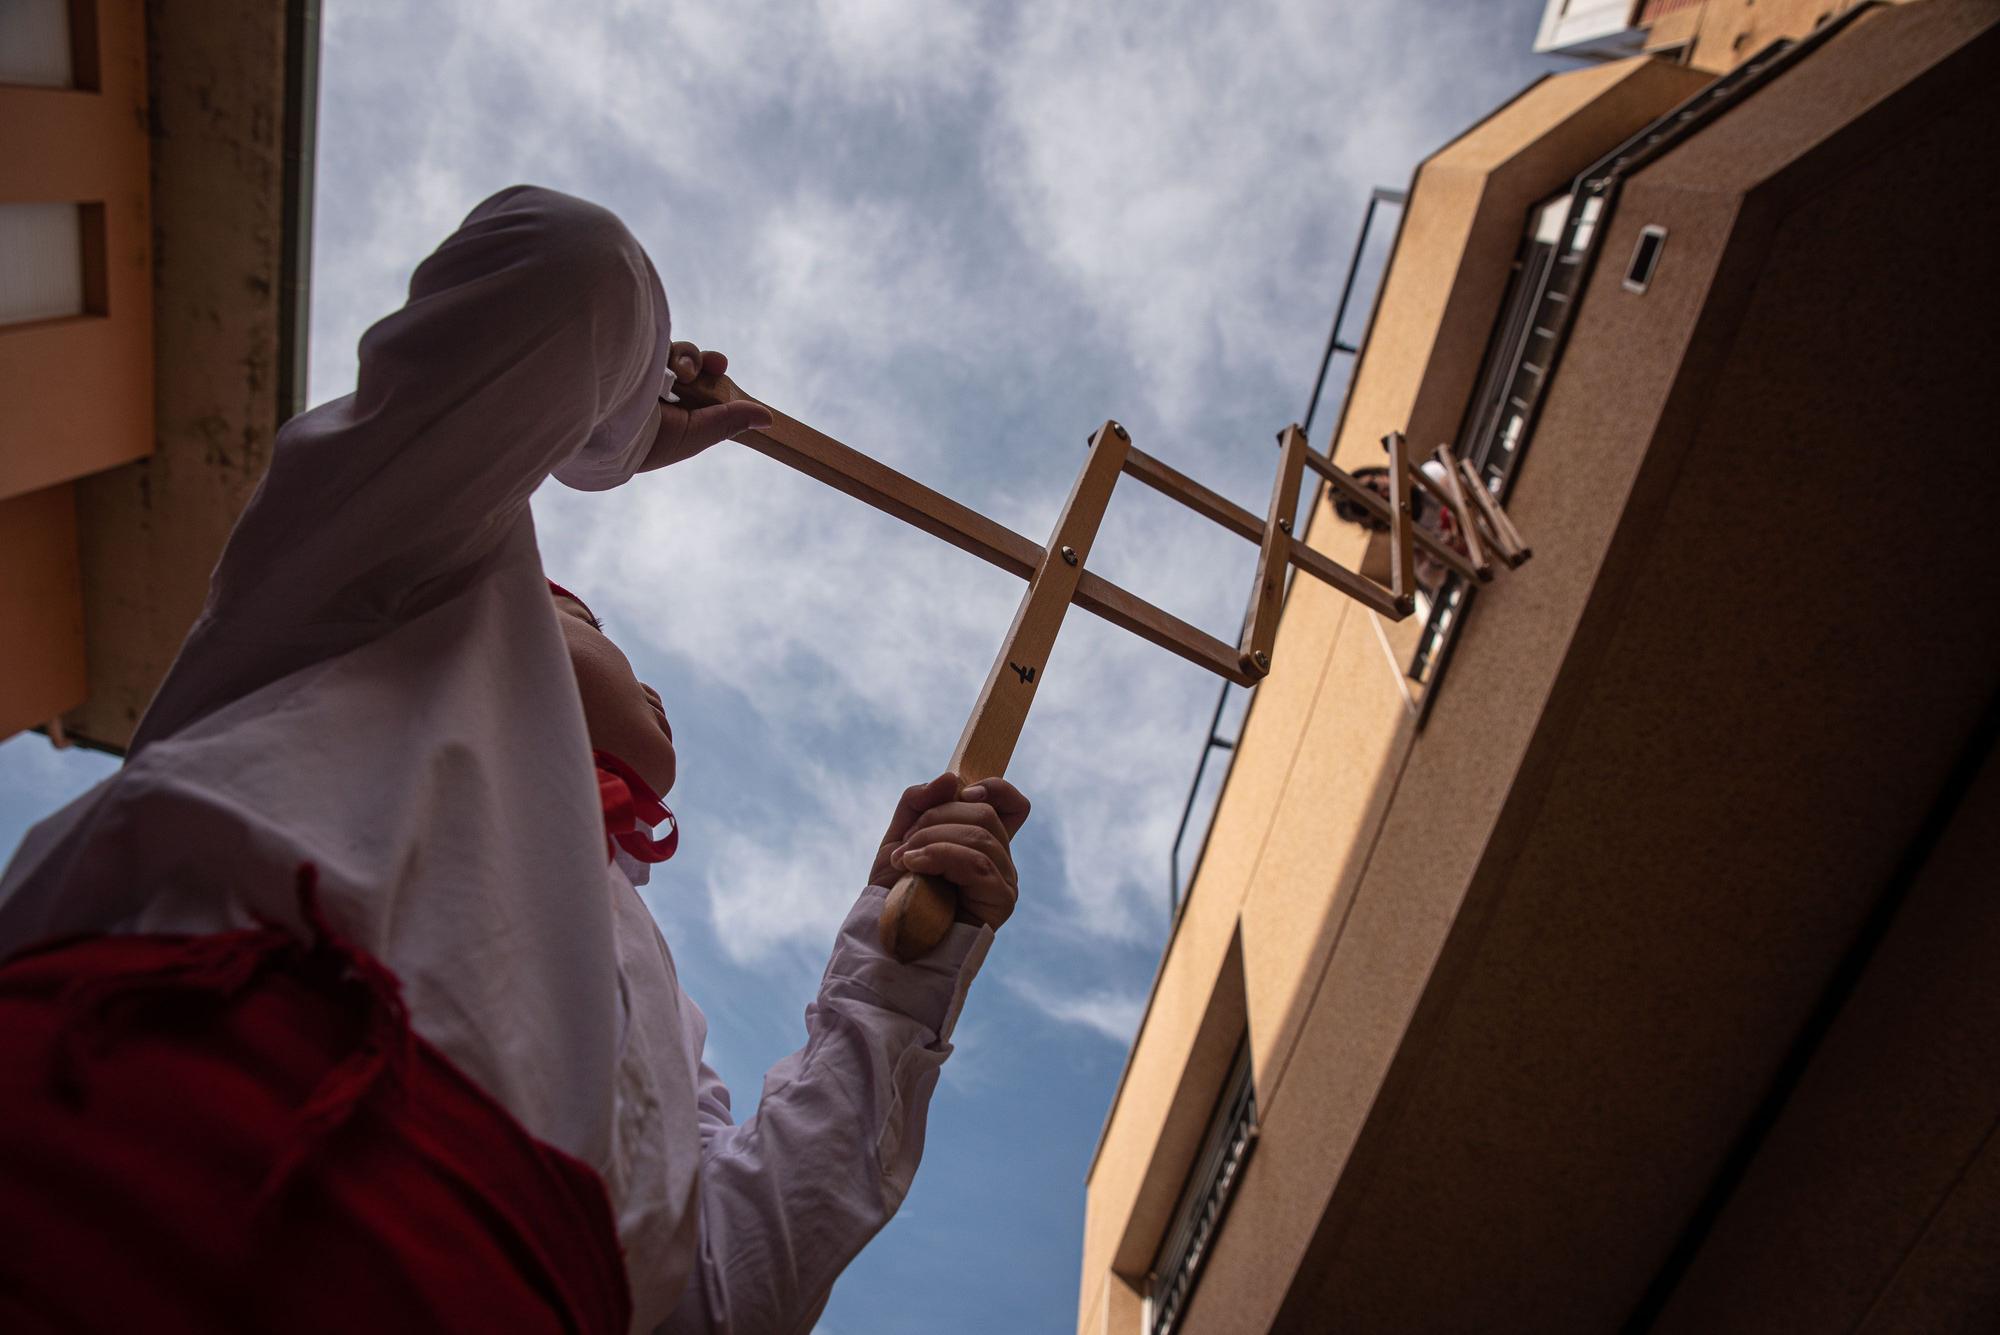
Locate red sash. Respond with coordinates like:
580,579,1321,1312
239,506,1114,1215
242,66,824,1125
0,868,631,1334
596,749,678,864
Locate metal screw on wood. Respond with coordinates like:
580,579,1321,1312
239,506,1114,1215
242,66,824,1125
1112,422,1129,440
1253,651,1271,671
1061,546,1078,566
1278,518,1291,534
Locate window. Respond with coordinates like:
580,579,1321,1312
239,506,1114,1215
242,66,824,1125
0,202,102,326
1569,196,1604,252
1623,225,1667,294
0,0,96,89
1415,183,1585,696
1146,1041,1259,1335
1534,0,1645,55
1454,186,1576,501
1532,194,1571,246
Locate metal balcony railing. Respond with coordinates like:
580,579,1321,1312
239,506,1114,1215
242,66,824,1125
1166,186,1406,914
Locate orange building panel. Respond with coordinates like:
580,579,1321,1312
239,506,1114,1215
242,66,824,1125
0,0,153,502
0,483,87,737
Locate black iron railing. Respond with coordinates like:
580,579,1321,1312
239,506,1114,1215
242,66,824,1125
1167,187,1406,913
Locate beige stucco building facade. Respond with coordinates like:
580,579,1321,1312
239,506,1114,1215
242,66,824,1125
1081,2,2000,1331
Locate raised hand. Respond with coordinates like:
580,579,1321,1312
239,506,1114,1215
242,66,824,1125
641,342,773,471
868,773,1032,933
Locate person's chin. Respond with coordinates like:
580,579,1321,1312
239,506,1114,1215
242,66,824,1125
605,730,675,798
641,743,675,798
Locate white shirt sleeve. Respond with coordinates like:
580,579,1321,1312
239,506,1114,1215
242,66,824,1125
128,184,671,754
657,886,993,1335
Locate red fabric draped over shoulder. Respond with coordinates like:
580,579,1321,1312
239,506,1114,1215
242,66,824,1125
0,869,631,1335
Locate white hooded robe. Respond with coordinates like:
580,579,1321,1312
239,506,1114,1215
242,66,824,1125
0,185,989,1334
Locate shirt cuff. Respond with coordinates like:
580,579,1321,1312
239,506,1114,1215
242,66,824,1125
551,396,662,492
821,885,992,1042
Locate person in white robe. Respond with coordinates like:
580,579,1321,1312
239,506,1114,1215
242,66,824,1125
0,184,1030,1333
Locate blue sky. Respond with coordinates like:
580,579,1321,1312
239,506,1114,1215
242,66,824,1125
0,2,1562,1329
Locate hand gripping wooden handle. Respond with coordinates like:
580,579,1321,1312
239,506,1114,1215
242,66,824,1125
879,870,961,961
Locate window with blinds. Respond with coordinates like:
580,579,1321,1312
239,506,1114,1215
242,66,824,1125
1145,1040,1258,1335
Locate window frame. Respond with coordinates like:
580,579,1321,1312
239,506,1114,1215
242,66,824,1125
1143,1039,1260,1335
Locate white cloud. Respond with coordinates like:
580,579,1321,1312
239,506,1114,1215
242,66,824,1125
727,188,989,460
1007,975,1148,1045
984,0,1529,419
702,758,886,963
813,0,982,96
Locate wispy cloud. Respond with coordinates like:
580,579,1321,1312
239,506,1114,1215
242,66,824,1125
985,0,1509,420
1007,974,1149,1046
697,755,901,965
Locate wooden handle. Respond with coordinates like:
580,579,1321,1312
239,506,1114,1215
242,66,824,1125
879,870,961,962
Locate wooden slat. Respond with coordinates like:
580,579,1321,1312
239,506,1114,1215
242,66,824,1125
1385,432,1417,611
882,419,1132,961
1407,454,1456,512
1303,446,1483,583
737,409,1040,578
1289,537,1406,620
1240,425,1308,678
1431,445,1491,576
1126,439,1406,618
948,419,1131,781
1458,466,1523,568
1074,570,1258,685
1457,457,1532,565
671,374,1252,683
1122,444,1265,542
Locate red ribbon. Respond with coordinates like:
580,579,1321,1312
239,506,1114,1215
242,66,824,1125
593,750,678,864
546,578,593,616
